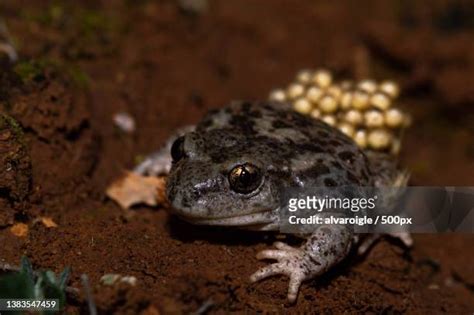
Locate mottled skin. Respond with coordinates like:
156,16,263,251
135,100,408,303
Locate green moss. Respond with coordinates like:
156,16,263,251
0,113,27,162
0,113,24,141
80,10,111,34
20,5,122,62
13,60,46,83
64,64,90,88
0,113,31,200
20,3,64,27
48,4,64,23
22,4,118,34
13,59,90,88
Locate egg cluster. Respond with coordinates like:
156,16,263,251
268,69,410,154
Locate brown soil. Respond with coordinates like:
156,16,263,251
0,1,473,314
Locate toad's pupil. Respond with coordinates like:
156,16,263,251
240,168,254,184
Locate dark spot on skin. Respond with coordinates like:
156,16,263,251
329,140,342,147
324,178,337,187
308,255,322,266
295,143,324,154
346,171,361,184
287,112,313,128
338,151,355,164
229,115,256,134
249,110,262,118
306,164,330,178
284,137,296,145
318,131,330,138
272,119,292,129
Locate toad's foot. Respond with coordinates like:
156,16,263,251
250,225,353,303
250,242,310,303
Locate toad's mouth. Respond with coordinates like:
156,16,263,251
178,210,277,227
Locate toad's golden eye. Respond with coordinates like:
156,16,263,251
228,163,262,194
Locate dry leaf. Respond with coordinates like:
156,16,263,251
10,223,28,237
106,171,167,209
40,217,58,228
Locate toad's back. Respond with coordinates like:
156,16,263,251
195,101,374,189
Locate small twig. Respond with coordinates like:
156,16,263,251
0,21,18,62
0,43,17,62
192,298,214,315
0,262,20,272
81,274,98,315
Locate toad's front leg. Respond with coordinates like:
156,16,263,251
250,225,353,303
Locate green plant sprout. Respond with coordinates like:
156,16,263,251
0,256,70,314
